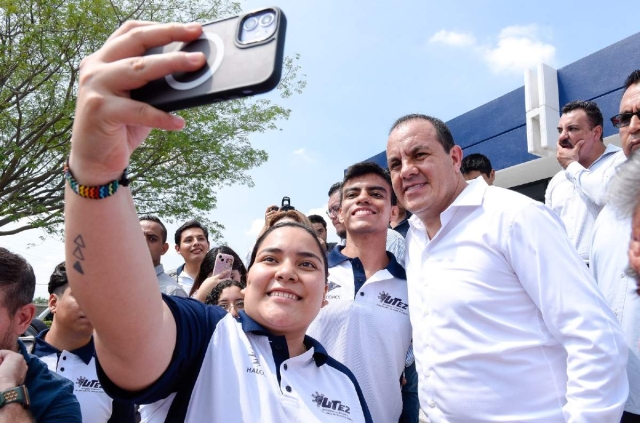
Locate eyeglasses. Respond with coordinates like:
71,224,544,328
610,111,640,128
325,205,340,218
218,300,244,311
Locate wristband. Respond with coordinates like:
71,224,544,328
63,159,130,199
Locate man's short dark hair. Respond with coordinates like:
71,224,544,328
461,153,493,178
140,215,167,243
342,161,397,205
0,248,36,314
561,100,604,141
174,220,209,246
624,70,640,90
328,182,342,198
48,262,68,295
308,215,327,229
389,114,456,153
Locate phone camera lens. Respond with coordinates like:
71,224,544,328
243,17,258,31
259,13,274,26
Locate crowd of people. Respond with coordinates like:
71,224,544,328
0,20,639,423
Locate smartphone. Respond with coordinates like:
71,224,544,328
213,253,234,276
132,7,287,111
280,196,295,211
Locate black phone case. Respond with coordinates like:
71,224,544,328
131,7,286,112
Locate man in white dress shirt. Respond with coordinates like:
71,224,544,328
386,113,628,423
545,100,626,263
590,70,640,422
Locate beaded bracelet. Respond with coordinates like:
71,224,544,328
63,159,130,200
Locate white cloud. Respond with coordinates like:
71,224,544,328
428,24,556,75
429,30,476,47
293,148,316,163
482,25,555,74
306,205,327,217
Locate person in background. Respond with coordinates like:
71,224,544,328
33,262,135,423
0,248,81,422
545,100,625,264
139,216,187,297
204,279,246,318
167,220,210,294
606,150,640,290
590,70,640,422
308,214,336,252
189,246,247,301
461,153,495,185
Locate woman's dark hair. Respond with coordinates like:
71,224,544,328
190,245,247,297
204,279,245,306
248,222,328,282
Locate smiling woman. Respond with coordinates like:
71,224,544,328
107,222,373,422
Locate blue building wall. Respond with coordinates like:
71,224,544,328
367,31,640,170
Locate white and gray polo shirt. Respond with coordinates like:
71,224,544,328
33,331,135,423
307,247,412,423
97,296,373,423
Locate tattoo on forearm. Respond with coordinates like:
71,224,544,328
72,234,86,275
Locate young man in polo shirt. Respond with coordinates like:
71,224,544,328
167,220,210,294
0,248,80,423
33,262,135,423
308,162,412,423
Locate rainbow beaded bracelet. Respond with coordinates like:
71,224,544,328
63,159,130,200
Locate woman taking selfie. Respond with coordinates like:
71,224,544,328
63,21,371,423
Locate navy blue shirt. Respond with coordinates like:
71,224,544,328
19,339,81,423
97,296,372,422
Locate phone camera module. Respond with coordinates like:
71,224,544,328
243,17,258,31
239,9,278,44
260,13,274,26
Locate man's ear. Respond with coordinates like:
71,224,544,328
48,293,58,314
451,145,464,170
174,243,181,255
489,169,496,185
390,205,400,223
14,304,35,335
161,242,169,256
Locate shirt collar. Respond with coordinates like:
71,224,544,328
237,311,329,366
35,329,95,365
327,245,406,280
154,264,165,276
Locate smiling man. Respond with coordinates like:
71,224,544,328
167,220,210,294
386,113,628,422
307,162,412,423
590,70,640,422
545,100,626,263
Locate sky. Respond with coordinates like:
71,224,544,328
2,0,639,299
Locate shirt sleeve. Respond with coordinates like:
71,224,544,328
96,295,227,405
37,380,82,423
504,203,628,422
564,153,624,207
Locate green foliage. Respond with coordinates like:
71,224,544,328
33,296,48,305
0,0,306,240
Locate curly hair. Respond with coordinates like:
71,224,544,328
204,279,245,306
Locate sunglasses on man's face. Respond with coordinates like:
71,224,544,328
610,111,640,128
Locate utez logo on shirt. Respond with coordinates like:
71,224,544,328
75,376,103,393
311,391,352,420
326,281,342,300
378,291,408,314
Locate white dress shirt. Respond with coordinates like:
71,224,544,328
406,178,628,423
591,204,640,415
545,144,626,261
